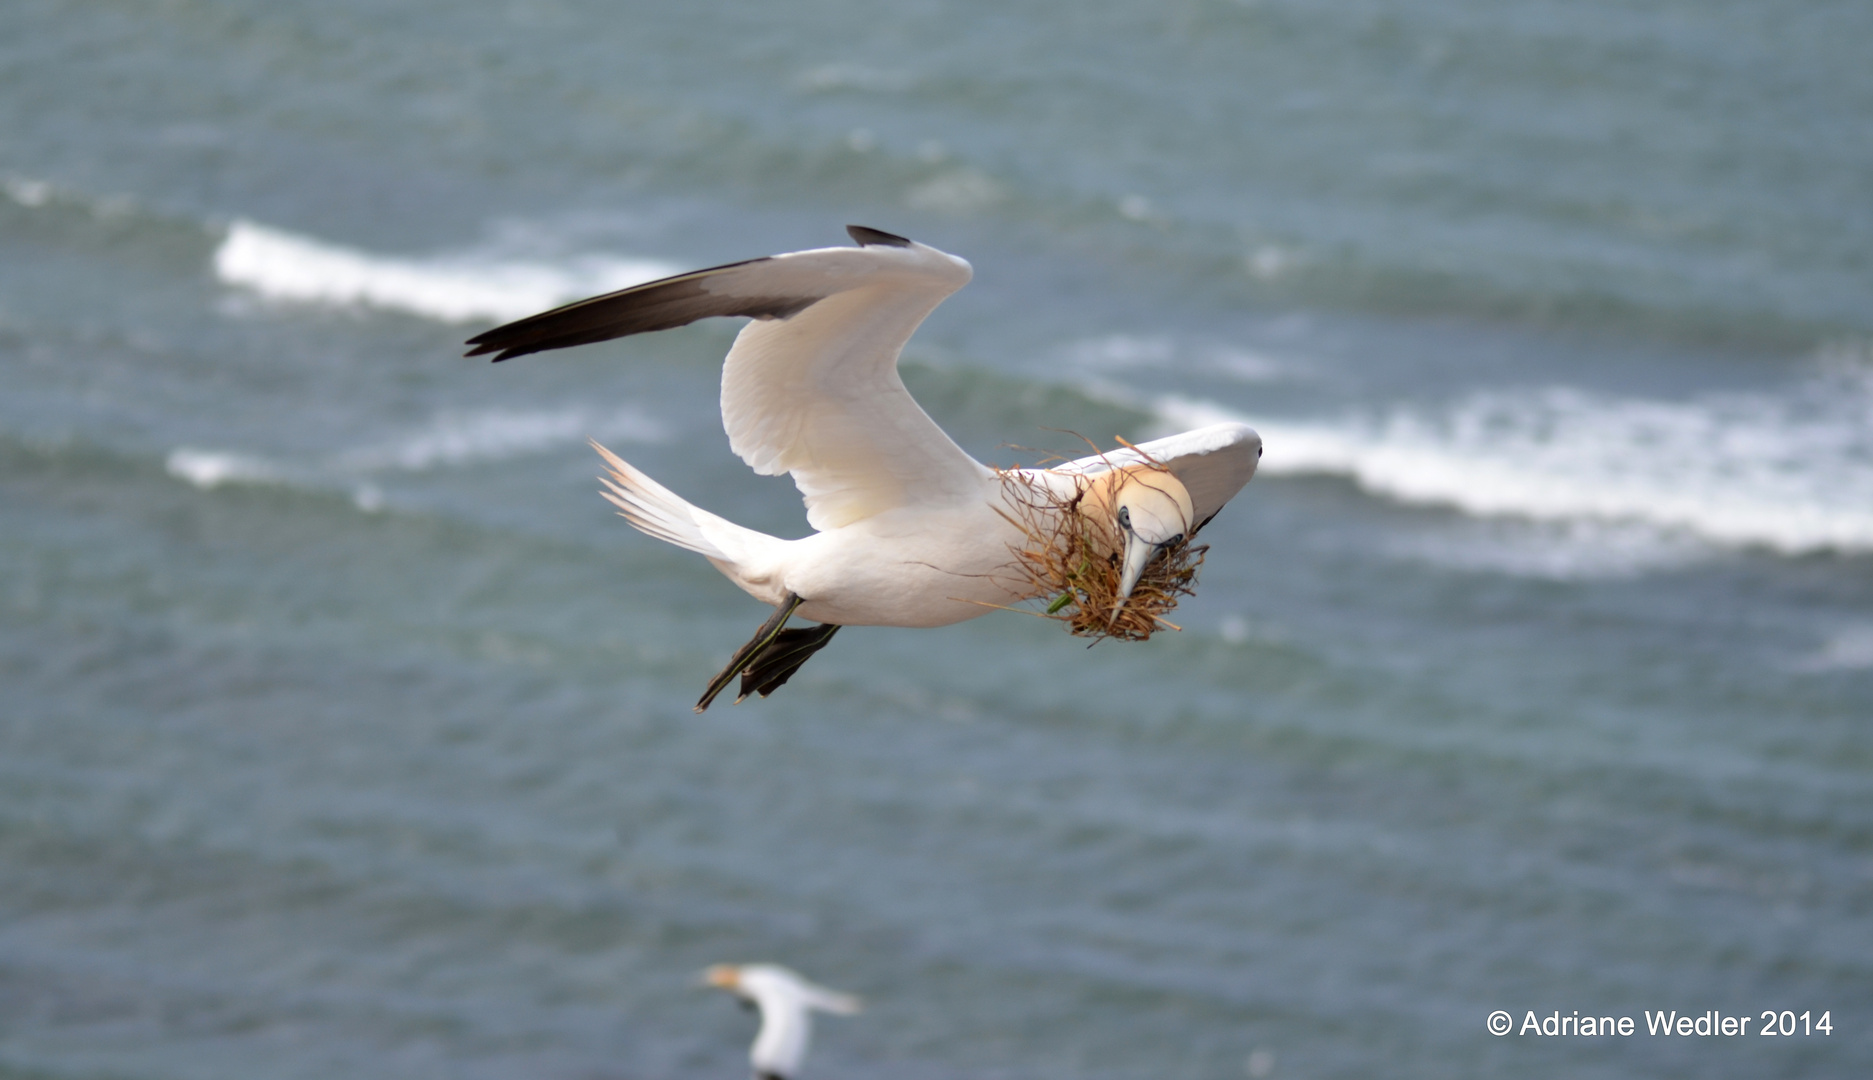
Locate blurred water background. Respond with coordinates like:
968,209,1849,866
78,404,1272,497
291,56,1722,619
2,2,1870,1077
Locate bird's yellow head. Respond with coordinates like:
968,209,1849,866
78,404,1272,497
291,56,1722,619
1086,465,1195,619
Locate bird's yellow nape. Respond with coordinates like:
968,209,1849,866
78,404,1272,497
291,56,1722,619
1097,465,1195,543
1101,467,1196,619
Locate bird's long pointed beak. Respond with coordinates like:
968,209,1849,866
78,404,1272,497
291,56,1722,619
1112,531,1159,622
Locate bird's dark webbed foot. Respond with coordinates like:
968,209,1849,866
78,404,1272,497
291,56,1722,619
737,623,841,703
693,594,842,712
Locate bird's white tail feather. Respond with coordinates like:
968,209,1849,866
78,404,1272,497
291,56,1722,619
592,440,732,559
592,442,790,607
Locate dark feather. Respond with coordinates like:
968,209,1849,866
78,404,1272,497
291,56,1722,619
845,224,912,247
463,257,816,362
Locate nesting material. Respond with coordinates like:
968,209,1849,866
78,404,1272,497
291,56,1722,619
996,461,1207,643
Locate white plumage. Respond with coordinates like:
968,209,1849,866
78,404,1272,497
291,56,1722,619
704,963,861,1080
467,226,1261,708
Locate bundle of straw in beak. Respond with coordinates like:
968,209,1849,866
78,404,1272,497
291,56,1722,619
995,464,1206,643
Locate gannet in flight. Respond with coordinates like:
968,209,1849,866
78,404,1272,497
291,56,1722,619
703,963,861,1080
466,226,1261,710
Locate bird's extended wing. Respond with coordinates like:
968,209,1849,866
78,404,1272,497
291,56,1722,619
1050,422,1263,531
466,226,988,531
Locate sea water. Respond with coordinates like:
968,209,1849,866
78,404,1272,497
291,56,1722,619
2,2,1868,1078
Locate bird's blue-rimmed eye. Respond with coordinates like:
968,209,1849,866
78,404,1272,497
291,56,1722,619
1117,506,1132,530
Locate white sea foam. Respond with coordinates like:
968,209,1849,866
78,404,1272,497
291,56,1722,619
2,174,53,208
1792,624,1873,673
1068,334,1177,370
165,449,279,489
1063,334,1289,383
905,168,1004,214
1149,376,1873,556
213,219,680,323
338,406,669,472
167,406,670,503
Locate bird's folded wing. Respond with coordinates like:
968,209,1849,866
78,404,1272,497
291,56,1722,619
466,228,989,532
1051,422,1262,530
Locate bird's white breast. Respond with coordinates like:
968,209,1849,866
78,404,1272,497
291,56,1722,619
779,483,1038,627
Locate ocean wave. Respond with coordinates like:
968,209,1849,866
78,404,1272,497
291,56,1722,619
213,220,680,323
166,406,669,502
1379,519,1715,581
165,448,281,489
2,172,187,233
336,406,669,472
1791,623,1873,673
2,174,54,208
1149,378,1873,556
1061,334,1289,383
795,63,920,94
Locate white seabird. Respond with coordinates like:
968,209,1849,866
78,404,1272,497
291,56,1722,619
466,226,1261,709
703,963,861,1080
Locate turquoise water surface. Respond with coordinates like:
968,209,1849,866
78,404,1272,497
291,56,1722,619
3,2,1869,1078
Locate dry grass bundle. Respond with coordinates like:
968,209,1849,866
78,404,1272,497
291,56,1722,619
995,463,1207,643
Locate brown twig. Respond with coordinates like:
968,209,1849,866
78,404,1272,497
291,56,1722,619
993,462,1205,644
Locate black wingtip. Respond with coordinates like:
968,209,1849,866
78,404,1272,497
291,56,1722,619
463,341,520,363
847,224,913,248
